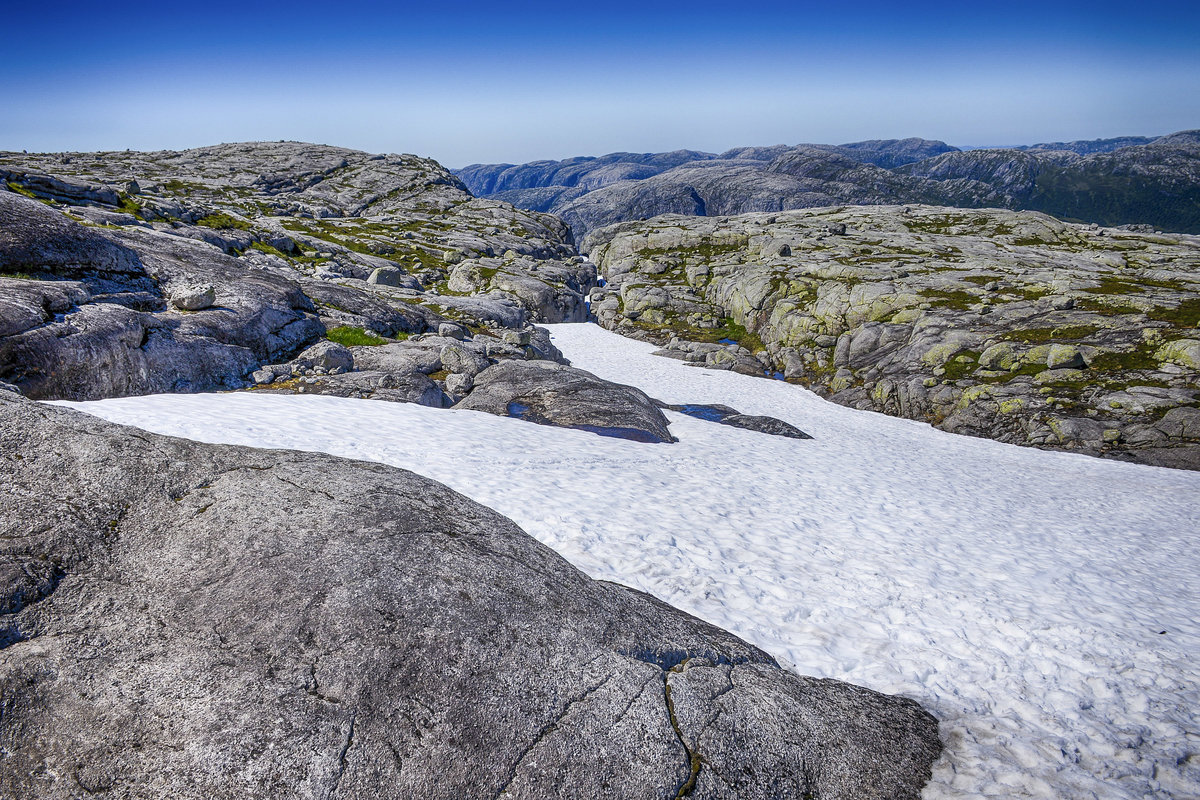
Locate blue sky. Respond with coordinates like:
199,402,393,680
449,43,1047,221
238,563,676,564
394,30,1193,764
2,1,1197,166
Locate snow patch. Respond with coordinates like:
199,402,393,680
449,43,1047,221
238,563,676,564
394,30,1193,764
56,322,1200,800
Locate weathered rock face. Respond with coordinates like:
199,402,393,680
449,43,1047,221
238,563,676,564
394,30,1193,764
456,132,1200,239
657,402,813,440
0,391,941,799
455,359,676,443
0,189,147,288
584,205,1200,469
0,193,323,399
0,144,597,409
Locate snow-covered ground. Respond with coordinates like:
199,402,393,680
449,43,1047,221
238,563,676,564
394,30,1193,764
58,322,1200,799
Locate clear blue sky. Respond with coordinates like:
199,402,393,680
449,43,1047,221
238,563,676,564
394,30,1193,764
2,1,1197,167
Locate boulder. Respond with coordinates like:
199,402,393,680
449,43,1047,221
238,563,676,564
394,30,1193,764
444,372,473,396
438,322,468,340
440,342,489,377
291,340,354,374
0,393,941,800
169,283,216,311
1045,343,1086,370
367,265,419,290
351,340,442,375
455,360,675,443
978,342,1018,371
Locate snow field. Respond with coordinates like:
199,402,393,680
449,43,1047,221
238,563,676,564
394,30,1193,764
59,322,1200,799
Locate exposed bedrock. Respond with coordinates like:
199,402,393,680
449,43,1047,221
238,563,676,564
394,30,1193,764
0,391,941,799
454,359,676,443
0,192,322,399
584,205,1200,468
1,144,597,405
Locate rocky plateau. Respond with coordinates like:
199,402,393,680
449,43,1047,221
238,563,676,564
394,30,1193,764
583,205,1200,469
0,142,945,797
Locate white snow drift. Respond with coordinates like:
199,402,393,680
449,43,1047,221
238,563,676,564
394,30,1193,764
59,322,1200,800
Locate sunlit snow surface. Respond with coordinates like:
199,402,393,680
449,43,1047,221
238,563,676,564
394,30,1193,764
58,323,1200,799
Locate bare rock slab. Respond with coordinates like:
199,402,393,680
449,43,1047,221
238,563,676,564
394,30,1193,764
455,359,675,442
0,391,940,799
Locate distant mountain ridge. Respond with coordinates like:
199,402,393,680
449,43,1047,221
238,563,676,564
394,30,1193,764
454,133,1200,239
456,137,955,198
1016,136,1157,155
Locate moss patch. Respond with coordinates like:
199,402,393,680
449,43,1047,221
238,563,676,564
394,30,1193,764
1001,325,1101,343
629,312,765,352
1145,298,1200,328
941,351,980,381
1082,276,1146,295
250,241,289,258
921,288,977,311
325,325,388,347
1089,344,1160,372
116,192,143,217
196,212,251,231
0,268,43,280
5,181,36,199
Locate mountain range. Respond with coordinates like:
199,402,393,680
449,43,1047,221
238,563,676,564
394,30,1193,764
454,132,1200,240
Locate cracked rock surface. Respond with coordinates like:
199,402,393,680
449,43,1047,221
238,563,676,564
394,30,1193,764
455,359,675,443
584,205,1200,468
0,143,596,402
0,390,941,799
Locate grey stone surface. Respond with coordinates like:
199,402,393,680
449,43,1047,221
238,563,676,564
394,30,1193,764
0,194,323,400
456,360,675,443
298,340,354,371
169,283,216,311
0,144,598,404
720,414,813,439
0,391,941,800
585,205,1200,468
0,190,148,290
440,342,489,377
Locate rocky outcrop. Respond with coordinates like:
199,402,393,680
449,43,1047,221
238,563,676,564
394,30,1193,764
656,401,813,440
456,132,1200,239
0,192,323,399
0,391,941,799
584,205,1200,469
0,144,598,414
455,359,676,443
250,324,571,410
